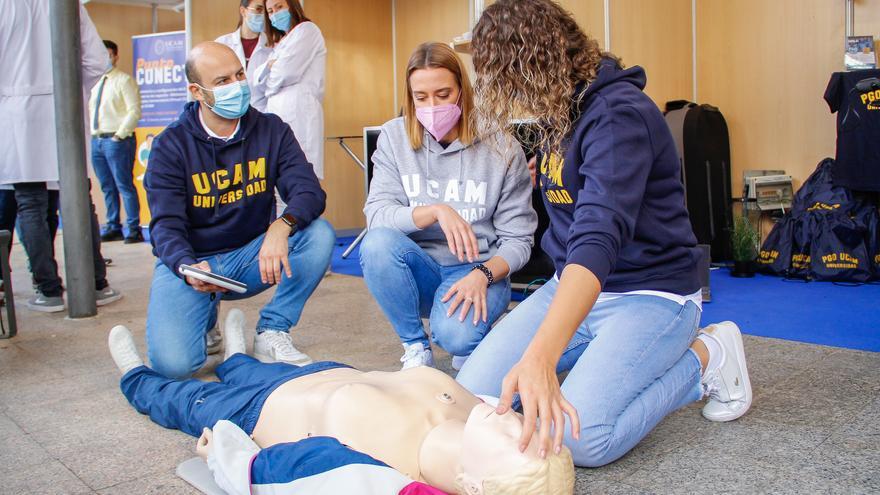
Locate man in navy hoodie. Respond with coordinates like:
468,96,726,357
144,42,334,379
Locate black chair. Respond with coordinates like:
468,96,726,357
0,230,17,339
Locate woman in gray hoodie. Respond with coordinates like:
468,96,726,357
361,42,537,371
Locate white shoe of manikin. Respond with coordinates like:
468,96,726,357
223,309,247,361
108,325,144,374
400,342,434,370
700,321,753,422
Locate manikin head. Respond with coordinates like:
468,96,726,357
457,403,574,494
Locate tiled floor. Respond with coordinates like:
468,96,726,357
0,239,877,494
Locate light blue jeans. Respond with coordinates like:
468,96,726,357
146,219,335,379
91,136,140,233
359,228,511,357
456,277,703,467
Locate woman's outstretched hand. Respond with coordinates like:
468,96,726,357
497,351,580,459
433,204,479,263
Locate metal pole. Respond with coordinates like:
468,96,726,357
49,1,97,318
845,0,854,39
185,0,192,52
185,0,193,101
151,3,159,33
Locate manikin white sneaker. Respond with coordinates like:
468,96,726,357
254,330,313,365
223,309,247,361
400,342,434,370
108,325,144,374
700,321,753,422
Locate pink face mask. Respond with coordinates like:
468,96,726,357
415,96,462,143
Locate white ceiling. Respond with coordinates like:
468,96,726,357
81,0,186,12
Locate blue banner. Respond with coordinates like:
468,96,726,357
132,31,187,127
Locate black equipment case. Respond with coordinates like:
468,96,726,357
664,101,734,262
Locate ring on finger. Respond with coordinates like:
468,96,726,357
465,297,473,302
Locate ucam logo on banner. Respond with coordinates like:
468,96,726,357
132,31,187,224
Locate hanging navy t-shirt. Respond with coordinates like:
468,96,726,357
824,69,880,192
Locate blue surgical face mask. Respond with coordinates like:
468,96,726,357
198,80,251,119
270,9,292,32
245,12,264,33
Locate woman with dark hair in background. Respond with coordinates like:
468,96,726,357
215,0,272,112
456,0,753,468
254,0,326,221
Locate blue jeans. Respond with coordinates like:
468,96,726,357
359,228,511,357
456,278,703,467
91,136,140,233
120,353,350,437
146,219,335,378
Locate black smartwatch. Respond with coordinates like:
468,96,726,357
472,263,494,285
279,213,297,235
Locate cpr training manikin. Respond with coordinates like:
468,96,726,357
108,309,575,495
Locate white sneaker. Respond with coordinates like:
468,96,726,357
451,355,468,371
108,325,144,374
223,309,247,361
254,330,313,365
700,321,753,422
95,286,123,307
206,324,223,355
400,342,433,370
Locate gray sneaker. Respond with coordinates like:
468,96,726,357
206,324,223,355
95,287,123,307
27,293,65,313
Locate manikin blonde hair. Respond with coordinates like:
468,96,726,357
454,446,575,495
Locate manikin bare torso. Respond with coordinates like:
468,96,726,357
251,366,483,481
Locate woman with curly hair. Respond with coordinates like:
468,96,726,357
457,0,753,467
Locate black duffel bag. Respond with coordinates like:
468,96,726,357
854,202,880,280
757,216,794,276
809,211,872,282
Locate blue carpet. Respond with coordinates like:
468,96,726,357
332,236,879,352
330,235,364,277
701,270,879,352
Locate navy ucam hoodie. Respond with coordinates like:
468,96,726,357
145,102,326,276
538,59,700,295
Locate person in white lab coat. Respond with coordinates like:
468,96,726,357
0,0,122,313
256,0,326,190
215,0,272,112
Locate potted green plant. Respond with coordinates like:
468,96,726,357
731,215,759,278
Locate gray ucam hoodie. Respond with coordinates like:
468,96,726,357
364,117,537,272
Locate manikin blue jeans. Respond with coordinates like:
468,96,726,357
456,277,704,467
120,353,350,437
146,219,335,379
359,228,511,358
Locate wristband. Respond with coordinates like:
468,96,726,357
279,213,297,236
472,263,494,285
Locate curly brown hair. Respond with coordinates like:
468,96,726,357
471,0,614,154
